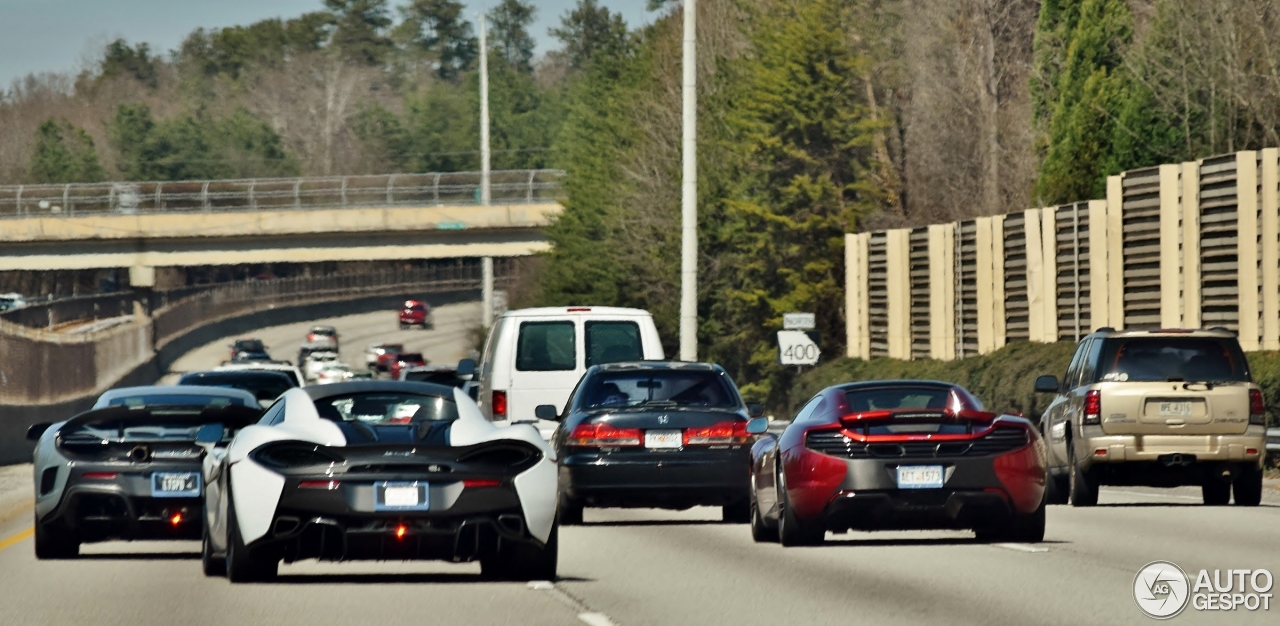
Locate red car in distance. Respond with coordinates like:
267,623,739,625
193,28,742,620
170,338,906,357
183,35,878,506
399,300,433,330
747,380,1046,546
388,352,426,380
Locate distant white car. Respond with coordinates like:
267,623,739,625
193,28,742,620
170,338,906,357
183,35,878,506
0,293,26,311
314,364,354,385
214,362,307,388
303,351,341,382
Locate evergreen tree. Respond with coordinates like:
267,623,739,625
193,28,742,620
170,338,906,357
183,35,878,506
396,0,478,81
29,119,105,183
100,40,159,87
109,104,297,181
550,0,630,70
325,0,394,65
488,0,537,74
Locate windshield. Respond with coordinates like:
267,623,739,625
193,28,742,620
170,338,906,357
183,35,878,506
1097,337,1249,383
580,370,739,410
234,340,264,351
315,392,457,425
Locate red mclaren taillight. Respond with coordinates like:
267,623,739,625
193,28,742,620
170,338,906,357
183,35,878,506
683,421,750,445
492,390,508,418
83,472,117,480
567,423,642,447
1249,389,1265,425
298,480,341,490
1083,390,1101,425
463,479,501,488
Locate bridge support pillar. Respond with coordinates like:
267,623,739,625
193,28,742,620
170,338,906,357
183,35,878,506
129,265,155,288
482,257,494,329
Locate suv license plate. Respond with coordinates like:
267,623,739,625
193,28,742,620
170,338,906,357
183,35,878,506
1158,401,1193,417
896,465,944,489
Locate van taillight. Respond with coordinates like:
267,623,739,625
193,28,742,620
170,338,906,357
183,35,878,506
1249,389,1265,425
1083,390,1101,425
684,421,749,445
492,391,507,418
567,423,641,447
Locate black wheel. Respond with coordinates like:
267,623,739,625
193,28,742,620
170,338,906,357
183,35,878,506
1044,468,1069,505
749,485,778,543
722,500,751,524
1201,477,1231,505
777,470,824,547
33,515,78,560
201,516,226,577
1068,444,1098,507
226,486,277,583
559,495,584,526
1232,465,1263,507
481,523,558,581
976,500,1046,543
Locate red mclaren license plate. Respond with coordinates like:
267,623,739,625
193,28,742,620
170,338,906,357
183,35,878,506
896,465,944,489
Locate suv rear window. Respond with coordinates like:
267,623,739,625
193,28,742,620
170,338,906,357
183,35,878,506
517,321,576,371
585,321,642,366
1097,337,1249,383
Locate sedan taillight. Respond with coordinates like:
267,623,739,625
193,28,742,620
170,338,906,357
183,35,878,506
567,423,642,447
1083,390,1101,425
684,421,750,445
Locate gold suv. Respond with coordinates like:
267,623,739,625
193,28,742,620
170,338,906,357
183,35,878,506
1034,328,1267,506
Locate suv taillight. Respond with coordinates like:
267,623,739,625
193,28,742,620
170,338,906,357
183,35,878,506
567,423,642,447
1249,389,1265,425
684,421,750,445
492,390,507,418
1083,390,1101,425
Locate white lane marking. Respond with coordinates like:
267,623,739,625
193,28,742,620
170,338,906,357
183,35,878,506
578,613,617,626
1105,489,1204,502
991,543,1049,553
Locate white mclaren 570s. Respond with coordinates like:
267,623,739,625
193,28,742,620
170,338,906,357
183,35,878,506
196,380,559,582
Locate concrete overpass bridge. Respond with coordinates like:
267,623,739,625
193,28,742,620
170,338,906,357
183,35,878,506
0,170,563,285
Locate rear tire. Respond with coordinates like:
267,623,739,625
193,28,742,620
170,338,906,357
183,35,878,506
1044,469,1069,505
722,500,751,524
1068,444,1099,507
1201,478,1231,506
559,496,584,526
481,523,558,581
749,487,778,543
201,517,226,577
226,486,278,583
777,472,824,547
1233,465,1263,507
33,516,78,560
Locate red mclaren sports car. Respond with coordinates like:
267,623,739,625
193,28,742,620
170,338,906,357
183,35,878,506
747,380,1046,546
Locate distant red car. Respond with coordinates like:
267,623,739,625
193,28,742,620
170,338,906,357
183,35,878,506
389,353,426,380
399,300,433,330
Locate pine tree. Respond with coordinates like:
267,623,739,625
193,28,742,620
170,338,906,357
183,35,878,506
30,119,105,184
325,0,394,66
396,0,478,81
550,0,630,70
488,0,537,74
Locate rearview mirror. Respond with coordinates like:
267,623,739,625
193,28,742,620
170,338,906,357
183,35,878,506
195,423,224,448
1033,375,1060,394
26,422,51,442
456,358,476,379
745,417,769,435
747,403,765,418
534,404,559,421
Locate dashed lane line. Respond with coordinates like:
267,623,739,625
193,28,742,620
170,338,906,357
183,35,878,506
528,580,620,626
991,542,1049,553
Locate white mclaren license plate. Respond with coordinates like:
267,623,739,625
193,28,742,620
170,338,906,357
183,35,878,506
645,430,683,448
896,465,944,489
1158,401,1193,417
375,481,429,511
151,472,200,498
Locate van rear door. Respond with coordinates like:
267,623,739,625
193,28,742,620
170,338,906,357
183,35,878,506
507,318,582,425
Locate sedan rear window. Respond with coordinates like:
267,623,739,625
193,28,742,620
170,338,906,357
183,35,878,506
1097,337,1249,383
579,371,738,409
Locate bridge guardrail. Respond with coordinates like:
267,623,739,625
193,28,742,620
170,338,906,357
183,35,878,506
0,292,138,330
0,169,564,218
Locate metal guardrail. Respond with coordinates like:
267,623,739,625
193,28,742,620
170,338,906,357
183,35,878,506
1267,428,1280,466
0,170,564,218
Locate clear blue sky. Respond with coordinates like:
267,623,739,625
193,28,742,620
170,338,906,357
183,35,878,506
0,0,662,89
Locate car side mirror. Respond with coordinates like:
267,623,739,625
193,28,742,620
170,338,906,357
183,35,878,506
534,404,559,421
1034,375,1060,393
26,422,52,442
747,403,765,418
456,358,476,379
195,423,224,449
746,417,769,435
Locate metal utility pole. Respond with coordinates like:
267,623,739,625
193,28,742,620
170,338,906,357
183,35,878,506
479,13,494,328
679,0,698,362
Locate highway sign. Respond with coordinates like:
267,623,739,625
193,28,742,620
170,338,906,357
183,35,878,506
783,312,815,330
777,330,821,365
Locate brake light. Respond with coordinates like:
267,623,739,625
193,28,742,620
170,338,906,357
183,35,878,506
463,479,501,488
298,480,341,490
83,472,117,479
567,423,642,447
492,390,507,418
1083,390,1101,425
1249,389,1265,425
684,421,750,445
567,307,591,312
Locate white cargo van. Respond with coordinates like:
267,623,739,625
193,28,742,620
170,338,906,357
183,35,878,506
475,307,665,438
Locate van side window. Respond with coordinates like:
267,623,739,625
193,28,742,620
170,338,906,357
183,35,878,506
585,321,642,367
516,321,576,371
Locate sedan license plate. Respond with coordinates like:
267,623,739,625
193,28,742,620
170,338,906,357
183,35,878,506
896,465,944,489
645,430,683,449
151,472,200,498
375,481,429,511
1158,401,1193,417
